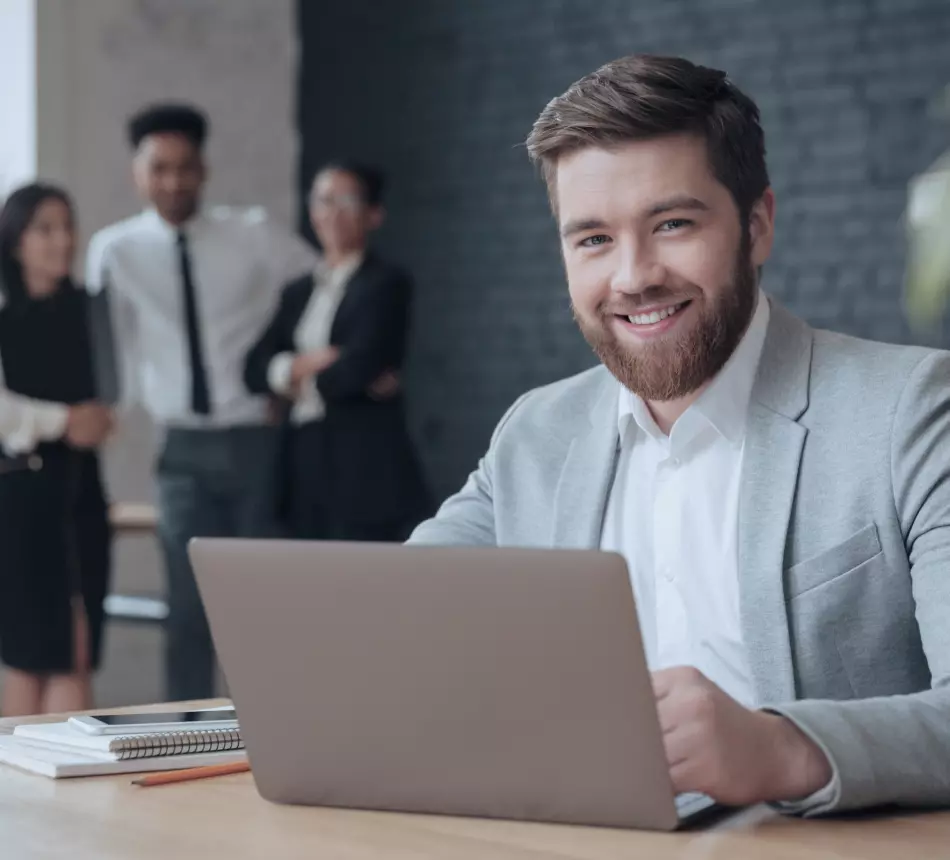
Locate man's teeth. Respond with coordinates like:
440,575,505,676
628,303,684,326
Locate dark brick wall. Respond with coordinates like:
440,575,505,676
297,0,950,500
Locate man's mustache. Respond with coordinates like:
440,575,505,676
597,286,700,317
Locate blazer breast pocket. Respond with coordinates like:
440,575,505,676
785,523,882,600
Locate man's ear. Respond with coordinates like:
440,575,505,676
748,188,775,268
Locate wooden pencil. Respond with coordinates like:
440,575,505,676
131,760,250,787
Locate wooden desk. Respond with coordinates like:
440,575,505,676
109,502,158,532
2,701,948,859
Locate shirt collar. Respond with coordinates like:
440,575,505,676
315,252,364,288
617,289,771,447
143,206,206,239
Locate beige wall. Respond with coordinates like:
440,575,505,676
0,0,37,195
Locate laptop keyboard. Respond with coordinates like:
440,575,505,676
675,792,716,819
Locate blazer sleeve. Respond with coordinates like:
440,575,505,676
771,350,950,814
406,392,532,547
244,282,302,396
313,267,411,401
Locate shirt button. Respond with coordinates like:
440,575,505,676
660,564,675,582
669,457,681,467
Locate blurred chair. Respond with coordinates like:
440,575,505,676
105,503,168,625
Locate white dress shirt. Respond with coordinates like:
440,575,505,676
85,206,318,428
601,293,838,810
600,292,770,708
266,254,363,425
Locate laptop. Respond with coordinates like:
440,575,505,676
189,539,719,830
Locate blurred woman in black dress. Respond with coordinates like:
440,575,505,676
0,184,113,715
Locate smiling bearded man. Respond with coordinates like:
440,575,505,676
408,54,950,817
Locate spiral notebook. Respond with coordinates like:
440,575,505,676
11,721,244,761
0,736,246,779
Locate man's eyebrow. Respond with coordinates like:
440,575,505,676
560,218,607,239
560,196,710,239
645,195,710,218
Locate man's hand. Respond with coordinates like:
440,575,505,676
368,370,400,400
290,347,340,386
652,667,832,806
65,402,114,449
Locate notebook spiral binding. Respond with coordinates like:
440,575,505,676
112,729,244,761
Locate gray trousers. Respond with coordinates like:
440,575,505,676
156,425,280,701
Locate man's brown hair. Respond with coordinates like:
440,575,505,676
526,55,769,223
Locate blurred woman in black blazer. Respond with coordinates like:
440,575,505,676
245,163,431,541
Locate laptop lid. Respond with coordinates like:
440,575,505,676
189,539,681,831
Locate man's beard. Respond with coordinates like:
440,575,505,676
573,244,758,402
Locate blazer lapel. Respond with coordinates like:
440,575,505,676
290,275,317,327
328,254,375,340
739,301,813,705
551,372,621,548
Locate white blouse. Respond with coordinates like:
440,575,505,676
266,254,363,425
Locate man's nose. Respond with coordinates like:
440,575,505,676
608,239,668,296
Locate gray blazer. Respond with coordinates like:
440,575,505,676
410,299,950,813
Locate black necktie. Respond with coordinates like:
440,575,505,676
176,230,212,415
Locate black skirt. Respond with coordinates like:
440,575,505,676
0,443,111,672
287,410,431,542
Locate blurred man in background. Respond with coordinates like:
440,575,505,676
86,103,317,701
